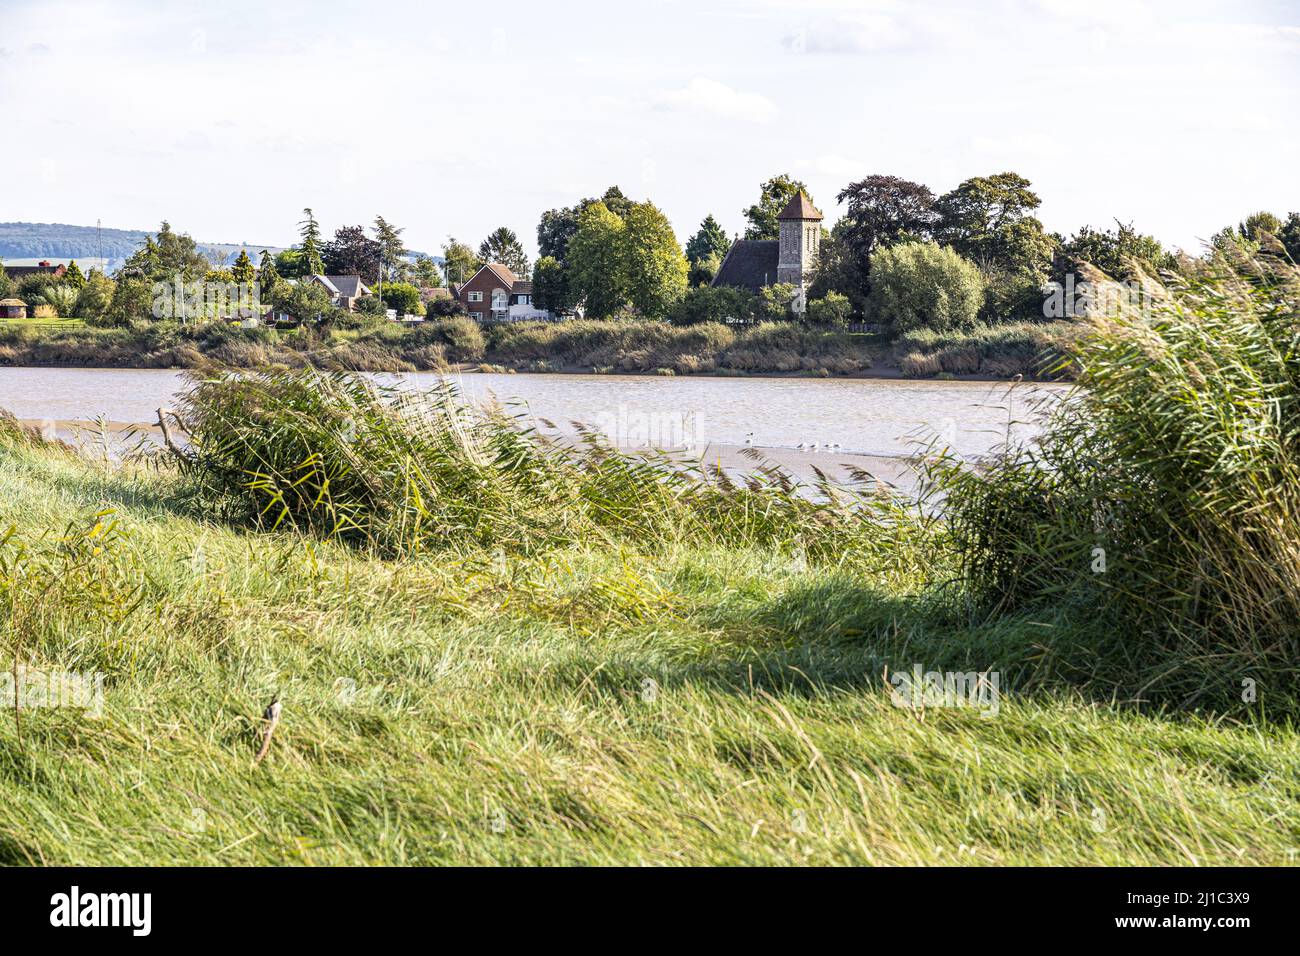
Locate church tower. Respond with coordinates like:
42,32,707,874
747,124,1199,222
776,191,823,295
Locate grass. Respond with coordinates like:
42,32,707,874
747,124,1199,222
0,399,1297,865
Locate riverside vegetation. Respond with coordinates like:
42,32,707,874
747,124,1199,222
0,313,1080,380
0,255,1297,865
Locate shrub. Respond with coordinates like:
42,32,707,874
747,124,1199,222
806,291,852,328
669,285,759,326
868,241,984,334
940,256,1300,692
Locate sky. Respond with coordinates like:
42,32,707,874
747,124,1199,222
0,0,1297,258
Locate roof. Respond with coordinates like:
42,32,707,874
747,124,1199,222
511,280,533,295
0,298,26,307
483,263,518,287
776,191,823,221
321,275,370,298
423,287,452,301
712,239,778,293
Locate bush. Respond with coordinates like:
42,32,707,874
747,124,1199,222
939,256,1300,693
669,285,759,326
868,241,984,334
379,282,422,315
806,291,852,328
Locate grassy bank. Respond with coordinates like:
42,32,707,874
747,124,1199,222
0,315,1078,380
0,423,1296,865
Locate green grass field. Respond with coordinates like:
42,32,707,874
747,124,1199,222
1,431,1295,866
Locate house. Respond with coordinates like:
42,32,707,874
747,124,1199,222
0,298,27,319
4,260,68,281
451,263,552,323
306,274,372,311
712,191,822,314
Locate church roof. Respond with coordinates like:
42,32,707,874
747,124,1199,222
776,191,823,221
712,239,778,293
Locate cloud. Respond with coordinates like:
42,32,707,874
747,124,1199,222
653,78,777,123
785,12,911,55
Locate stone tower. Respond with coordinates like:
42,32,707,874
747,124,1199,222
776,191,824,293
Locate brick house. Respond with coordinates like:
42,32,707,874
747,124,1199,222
451,263,549,322
5,260,68,281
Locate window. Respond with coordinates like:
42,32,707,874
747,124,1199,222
470,311,482,321
468,291,483,302
492,291,509,310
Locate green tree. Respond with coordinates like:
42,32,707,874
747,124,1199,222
567,201,628,319
809,221,868,315
63,260,86,289
271,276,335,323
0,262,12,300
532,256,577,314
743,174,809,240
806,291,852,328
868,241,985,333
413,255,442,288
257,250,282,298
685,215,731,265
74,269,116,323
299,208,325,275
619,202,688,318
274,248,307,279
668,285,758,326
688,252,722,287
441,238,482,286
478,226,530,277
231,249,256,284
380,282,423,315
373,215,407,281
1280,212,1300,262
1054,220,1175,282
107,276,154,325
1239,211,1283,242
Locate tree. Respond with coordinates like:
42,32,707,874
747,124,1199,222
299,208,325,275
669,285,759,326
1280,213,1300,262
936,173,1055,320
836,175,938,258
1054,220,1175,282
867,241,984,334
270,276,336,323
373,215,407,281
63,260,86,289
231,249,256,284
539,187,634,262
380,281,423,315
441,238,481,286
688,252,722,287
758,283,797,321
413,255,442,288
107,276,153,325
743,174,809,240
567,202,628,319
806,291,852,328
118,222,210,283
322,225,382,284
685,215,731,266
809,221,869,315
619,202,688,318
1239,211,1284,242
478,226,529,277
274,248,307,279
74,270,115,323
0,263,12,300
257,250,282,298
532,256,577,314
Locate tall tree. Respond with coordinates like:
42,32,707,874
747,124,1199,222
538,186,634,262
619,202,688,318
478,226,530,277
299,208,325,275
373,215,407,281
441,238,482,286
567,202,628,319
532,256,577,314
743,174,809,240
685,215,731,266
1280,212,1300,262
230,249,256,284
63,259,86,289
836,175,938,257
413,255,443,288
322,225,382,284
257,250,282,298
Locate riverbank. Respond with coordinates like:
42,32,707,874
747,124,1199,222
1,396,1295,865
0,316,1080,381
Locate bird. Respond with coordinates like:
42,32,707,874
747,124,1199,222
744,432,754,447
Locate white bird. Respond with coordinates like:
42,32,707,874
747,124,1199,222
797,442,807,451
744,432,754,447
811,442,821,453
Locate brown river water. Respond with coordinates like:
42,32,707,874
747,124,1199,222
0,368,1067,486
